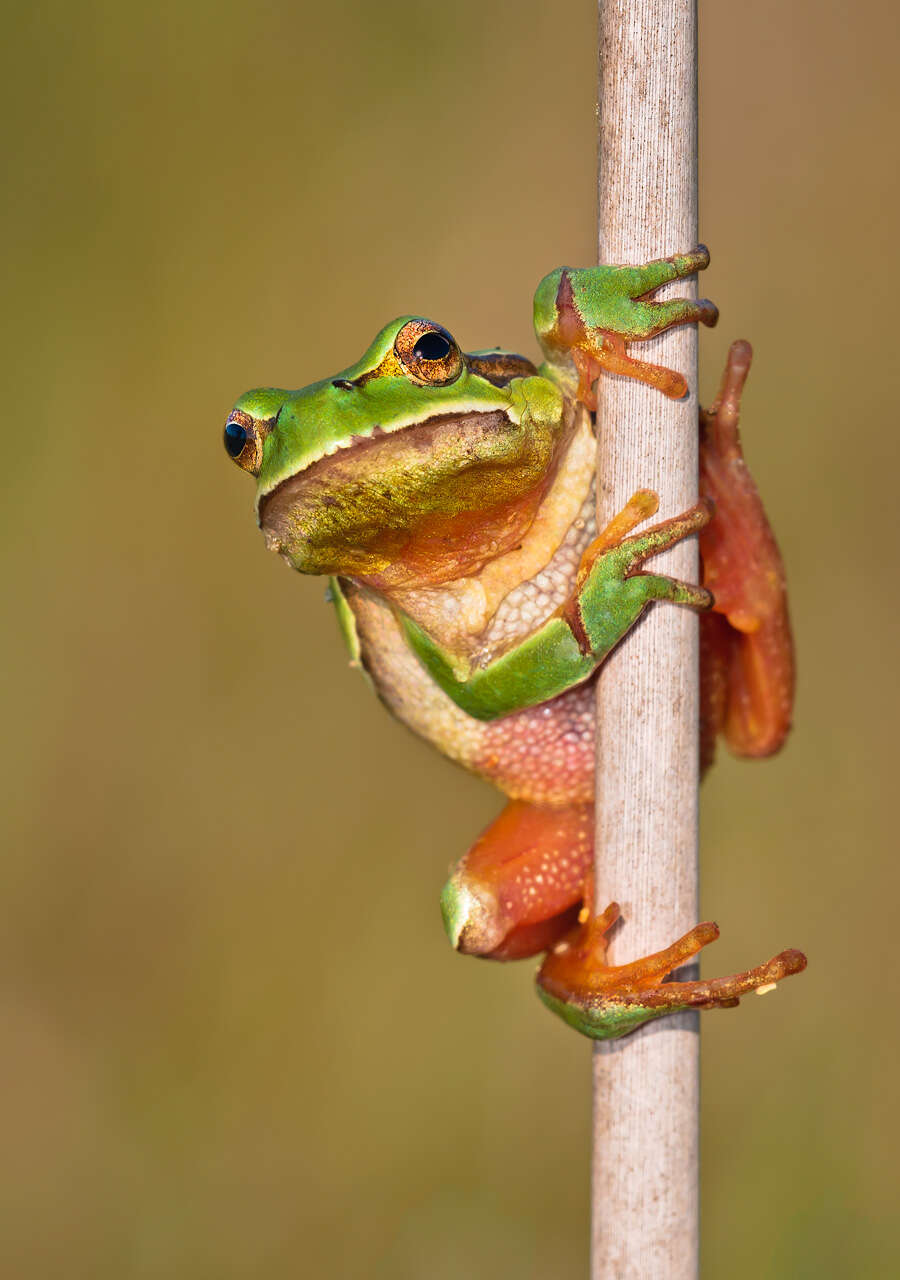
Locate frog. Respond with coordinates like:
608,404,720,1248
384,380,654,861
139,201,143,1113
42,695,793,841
223,246,806,1039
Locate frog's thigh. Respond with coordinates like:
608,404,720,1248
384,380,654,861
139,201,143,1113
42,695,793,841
440,801,593,961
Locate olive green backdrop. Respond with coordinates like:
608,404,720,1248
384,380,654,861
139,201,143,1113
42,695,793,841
3,1,896,1275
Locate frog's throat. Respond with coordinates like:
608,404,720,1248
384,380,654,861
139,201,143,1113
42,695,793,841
388,411,595,655
257,404,576,585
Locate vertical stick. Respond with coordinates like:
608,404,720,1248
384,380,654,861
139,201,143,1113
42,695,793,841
592,3,700,1279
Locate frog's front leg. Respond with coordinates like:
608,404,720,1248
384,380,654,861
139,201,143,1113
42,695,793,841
534,246,717,405
400,492,712,722
536,901,807,1040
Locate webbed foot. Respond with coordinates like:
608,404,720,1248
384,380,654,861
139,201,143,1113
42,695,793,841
536,901,807,1040
534,246,717,405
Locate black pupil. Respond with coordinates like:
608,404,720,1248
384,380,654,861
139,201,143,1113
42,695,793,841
413,330,452,361
224,420,248,458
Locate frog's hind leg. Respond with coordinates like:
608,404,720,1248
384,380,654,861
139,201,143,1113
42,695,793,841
536,901,807,1040
699,340,794,765
441,801,593,961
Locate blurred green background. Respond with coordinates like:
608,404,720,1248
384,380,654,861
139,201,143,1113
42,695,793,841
2,1,897,1275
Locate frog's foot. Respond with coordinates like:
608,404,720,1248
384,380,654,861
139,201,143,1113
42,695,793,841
565,494,713,652
534,246,718,405
536,903,807,1040
698,341,794,765
441,800,593,961
600,495,714,591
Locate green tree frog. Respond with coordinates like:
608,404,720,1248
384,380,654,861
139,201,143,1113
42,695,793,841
224,248,806,1039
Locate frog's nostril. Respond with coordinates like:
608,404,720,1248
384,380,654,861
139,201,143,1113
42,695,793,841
332,379,355,390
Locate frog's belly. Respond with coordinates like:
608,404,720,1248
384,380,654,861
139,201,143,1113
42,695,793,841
348,587,595,806
473,679,595,805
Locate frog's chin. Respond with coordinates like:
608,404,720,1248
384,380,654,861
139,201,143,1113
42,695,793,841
258,407,572,590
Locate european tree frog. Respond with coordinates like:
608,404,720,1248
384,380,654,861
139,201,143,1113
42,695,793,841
224,249,805,1039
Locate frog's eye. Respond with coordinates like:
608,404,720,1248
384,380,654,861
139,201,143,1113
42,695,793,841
413,331,452,360
394,319,463,387
223,411,264,475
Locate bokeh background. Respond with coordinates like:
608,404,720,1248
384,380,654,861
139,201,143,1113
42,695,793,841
3,1,897,1275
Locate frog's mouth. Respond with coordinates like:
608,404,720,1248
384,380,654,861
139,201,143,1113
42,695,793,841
258,406,571,590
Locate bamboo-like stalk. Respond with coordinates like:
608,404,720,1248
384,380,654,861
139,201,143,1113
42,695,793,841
592,3,700,1277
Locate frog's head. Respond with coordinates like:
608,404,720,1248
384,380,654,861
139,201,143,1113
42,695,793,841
224,317,571,590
